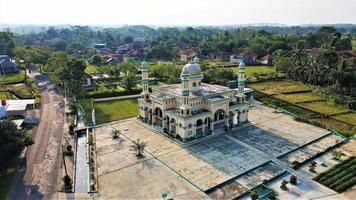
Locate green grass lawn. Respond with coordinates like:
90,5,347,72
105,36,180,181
2,71,25,84
232,65,275,76
85,64,116,74
94,98,138,124
352,39,356,51
0,158,21,200
0,92,14,99
8,84,33,98
274,92,325,103
332,112,356,126
298,101,349,115
248,80,311,95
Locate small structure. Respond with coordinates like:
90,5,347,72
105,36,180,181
259,54,273,65
230,51,258,65
0,55,20,74
123,49,145,61
92,43,107,51
0,99,35,118
138,57,251,142
177,49,197,62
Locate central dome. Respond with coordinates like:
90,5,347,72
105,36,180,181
182,62,201,76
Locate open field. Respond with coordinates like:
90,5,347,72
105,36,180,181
352,39,356,51
2,71,25,83
232,65,275,76
248,80,310,95
94,98,138,124
275,92,325,103
313,156,356,193
332,113,356,126
298,101,349,116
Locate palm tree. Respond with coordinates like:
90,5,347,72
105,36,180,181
130,139,147,158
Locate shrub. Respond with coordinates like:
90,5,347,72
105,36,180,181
86,88,141,99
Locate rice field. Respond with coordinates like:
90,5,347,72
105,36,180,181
274,92,325,103
332,113,356,126
298,101,350,116
248,80,311,95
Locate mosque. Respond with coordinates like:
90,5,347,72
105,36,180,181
138,57,251,142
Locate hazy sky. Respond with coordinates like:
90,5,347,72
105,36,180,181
0,0,355,25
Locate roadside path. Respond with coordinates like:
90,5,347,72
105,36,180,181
6,69,65,200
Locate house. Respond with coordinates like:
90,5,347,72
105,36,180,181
0,55,20,74
117,44,130,54
339,50,356,58
0,99,35,118
214,51,231,62
123,49,145,61
230,51,258,65
93,43,107,50
259,54,273,65
177,49,197,62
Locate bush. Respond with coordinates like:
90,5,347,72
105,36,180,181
85,88,141,99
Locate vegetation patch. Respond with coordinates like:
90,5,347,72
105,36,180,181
313,156,356,193
2,71,25,84
332,113,356,126
79,99,93,125
274,92,325,103
94,98,138,124
0,158,21,200
248,80,310,95
0,92,14,99
298,101,349,116
8,84,33,99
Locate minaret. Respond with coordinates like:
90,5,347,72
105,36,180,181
180,67,191,116
237,61,246,103
140,61,149,100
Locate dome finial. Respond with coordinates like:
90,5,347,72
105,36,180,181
239,60,245,68
193,56,200,63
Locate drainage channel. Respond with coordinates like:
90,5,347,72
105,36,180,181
74,129,89,193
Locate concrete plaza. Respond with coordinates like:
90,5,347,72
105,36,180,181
92,103,347,199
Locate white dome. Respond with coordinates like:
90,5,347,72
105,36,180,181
182,62,201,76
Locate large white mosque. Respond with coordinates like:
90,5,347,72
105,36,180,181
138,57,251,142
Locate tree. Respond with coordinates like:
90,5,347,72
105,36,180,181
52,38,68,52
290,175,298,185
0,121,34,172
122,70,137,91
332,150,342,160
0,31,15,56
249,191,259,200
130,139,147,158
280,180,289,190
89,54,104,66
269,189,279,200
112,130,120,139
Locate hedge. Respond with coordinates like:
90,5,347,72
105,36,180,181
334,177,356,193
85,88,142,99
314,156,355,181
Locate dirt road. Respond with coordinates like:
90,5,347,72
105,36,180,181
6,70,65,200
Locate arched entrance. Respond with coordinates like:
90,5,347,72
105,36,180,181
154,107,163,127
170,118,177,135
214,109,226,130
196,119,203,136
144,107,149,122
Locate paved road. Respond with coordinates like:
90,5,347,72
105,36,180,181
6,70,65,200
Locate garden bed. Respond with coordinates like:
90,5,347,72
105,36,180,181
313,156,356,193
332,112,356,126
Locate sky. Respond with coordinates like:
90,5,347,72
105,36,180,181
0,0,355,26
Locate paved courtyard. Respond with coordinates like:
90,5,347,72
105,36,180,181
92,104,347,199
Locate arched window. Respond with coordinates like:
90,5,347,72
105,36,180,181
193,82,197,87
199,82,201,86
188,124,192,129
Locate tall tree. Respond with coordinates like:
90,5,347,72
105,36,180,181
0,32,15,56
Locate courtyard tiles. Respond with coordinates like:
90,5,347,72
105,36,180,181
98,159,209,200
157,135,269,191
